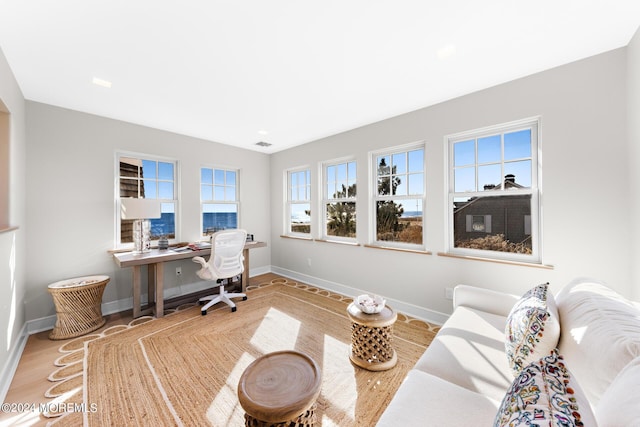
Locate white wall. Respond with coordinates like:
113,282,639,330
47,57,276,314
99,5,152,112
629,27,640,302
270,48,632,322
25,102,271,321
0,46,27,397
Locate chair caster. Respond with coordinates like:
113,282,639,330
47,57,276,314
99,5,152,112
242,296,248,301
231,307,237,312
201,310,207,316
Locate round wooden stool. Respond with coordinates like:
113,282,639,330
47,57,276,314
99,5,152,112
347,302,398,371
48,275,110,340
238,350,322,427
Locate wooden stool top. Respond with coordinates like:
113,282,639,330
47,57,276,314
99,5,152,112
238,350,322,423
347,302,397,328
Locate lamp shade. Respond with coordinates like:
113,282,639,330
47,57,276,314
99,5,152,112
121,198,162,220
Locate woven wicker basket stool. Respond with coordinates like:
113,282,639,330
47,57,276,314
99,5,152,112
238,350,322,427
347,302,398,371
48,275,110,340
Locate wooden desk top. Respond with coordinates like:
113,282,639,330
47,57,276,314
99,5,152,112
113,241,266,268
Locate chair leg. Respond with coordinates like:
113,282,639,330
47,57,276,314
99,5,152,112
199,276,247,315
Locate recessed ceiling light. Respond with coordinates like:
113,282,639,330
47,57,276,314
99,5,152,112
255,141,272,147
92,77,112,88
437,44,457,60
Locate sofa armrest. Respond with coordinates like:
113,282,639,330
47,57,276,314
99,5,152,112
453,285,520,318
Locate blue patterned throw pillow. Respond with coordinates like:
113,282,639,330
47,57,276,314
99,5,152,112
494,350,597,427
505,283,561,376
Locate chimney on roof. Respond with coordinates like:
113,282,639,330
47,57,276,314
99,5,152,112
504,174,516,184
484,184,496,190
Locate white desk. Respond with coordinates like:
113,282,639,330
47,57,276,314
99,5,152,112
113,241,266,318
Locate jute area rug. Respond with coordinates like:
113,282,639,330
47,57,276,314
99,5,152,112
46,277,439,426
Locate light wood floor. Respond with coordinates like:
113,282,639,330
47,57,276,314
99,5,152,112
0,273,280,427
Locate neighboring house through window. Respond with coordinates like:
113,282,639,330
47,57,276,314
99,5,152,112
286,168,311,236
447,117,540,262
117,154,178,247
323,159,357,241
200,167,239,236
372,143,425,248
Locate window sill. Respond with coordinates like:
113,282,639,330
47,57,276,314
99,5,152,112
280,234,313,241
364,244,432,255
437,252,553,269
0,225,19,234
315,239,360,246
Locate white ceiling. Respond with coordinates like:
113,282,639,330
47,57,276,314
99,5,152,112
1,1,639,153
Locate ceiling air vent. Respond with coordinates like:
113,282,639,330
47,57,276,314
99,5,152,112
255,141,272,147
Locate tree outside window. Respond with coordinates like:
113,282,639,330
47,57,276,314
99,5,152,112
324,160,356,239
373,147,425,246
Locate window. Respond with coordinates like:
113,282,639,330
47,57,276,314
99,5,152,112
447,118,540,262
200,167,239,236
372,144,425,247
286,168,311,235
323,159,357,240
467,215,492,233
117,154,178,247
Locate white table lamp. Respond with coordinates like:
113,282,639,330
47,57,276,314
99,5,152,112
121,198,162,254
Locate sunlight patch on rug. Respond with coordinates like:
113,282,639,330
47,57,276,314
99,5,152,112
250,307,302,353
206,351,255,426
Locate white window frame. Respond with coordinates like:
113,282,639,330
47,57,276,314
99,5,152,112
115,152,180,249
446,117,541,263
200,165,240,237
322,157,357,242
285,167,312,237
370,142,426,250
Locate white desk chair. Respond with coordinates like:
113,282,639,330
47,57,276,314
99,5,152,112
192,229,247,315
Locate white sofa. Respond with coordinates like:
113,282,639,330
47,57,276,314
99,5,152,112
377,278,640,426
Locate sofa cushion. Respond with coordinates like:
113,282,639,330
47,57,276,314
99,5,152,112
505,282,560,376
494,350,597,427
555,278,640,405
595,356,640,426
376,369,501,427
413,305,514,402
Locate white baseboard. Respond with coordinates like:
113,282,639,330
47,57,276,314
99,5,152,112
271,266,448,325
0,323,28,403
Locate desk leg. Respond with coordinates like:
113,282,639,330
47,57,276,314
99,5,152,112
242,248,249,292
132,265,142,318
155,263,164,318
148,264,156,308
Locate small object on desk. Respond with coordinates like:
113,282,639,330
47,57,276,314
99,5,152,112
171,246,191,253
188,242,211,250
158,237,169,250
